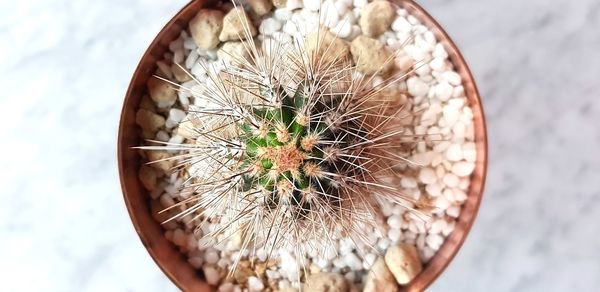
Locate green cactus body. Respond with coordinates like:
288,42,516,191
240,84,341,217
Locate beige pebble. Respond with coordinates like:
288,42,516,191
359,0,395,37
305,28,350,65
384,244,423,285
150,199,178,229
350,36,393,75
135,108,165,133
272,0,287,8
175,118,198,139
217,41,251,66
147,77,177,108
363,257,398,292
220,7,257,42
171,63,191,83
147,151,173,172
247,0,273,16
189,9,224,50
138,95,156,112
305,273,349,292
138,165,157,191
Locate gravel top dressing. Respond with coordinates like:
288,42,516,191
134,0,476,291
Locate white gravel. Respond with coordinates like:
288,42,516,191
138,0,477,290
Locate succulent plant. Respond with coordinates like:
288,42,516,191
141,12,427,269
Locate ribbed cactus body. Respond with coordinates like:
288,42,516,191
240,82,352,218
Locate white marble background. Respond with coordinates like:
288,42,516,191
0,0,598,291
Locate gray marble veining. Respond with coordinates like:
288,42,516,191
0,0,598,291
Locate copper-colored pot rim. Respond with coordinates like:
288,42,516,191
118,0,488,291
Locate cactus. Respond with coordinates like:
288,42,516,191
141,18,427,269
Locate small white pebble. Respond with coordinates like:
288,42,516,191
433,43,448,58
419,167,437,184
333,257,346,269
400,176,418,188
407,76,430,97
203,266,220,285
443,105,460,127
316,258,332,269
248,276,264,292
266,269,280,280
344,253,363,270
463,143,477,162
218,283,234,292
435,81,453,101
445,143,463,161
428,219,445,234
388,228,402,243
204,249,219,265
391,16,411,33
442,220,456,236
377,237,391,251
303,0,320,11
453,188,468,202
425,183,442,197
429,57,445,71
434,195,451,210
353,0,367,8
285,0,302,9
259,18,282,35
387,214,402,229
426,233,444,250
451,161,475,177
442,173,460,188
188,257,204,269
217,258,230,269
274,8,292,21
333,20,352,39
422,246,436,262
416,234,426,250
446,205,461,218
442,71,461,86
256,248,268,262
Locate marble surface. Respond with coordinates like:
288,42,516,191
0,0,598,291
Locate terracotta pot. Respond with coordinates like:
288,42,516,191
118,0,488,290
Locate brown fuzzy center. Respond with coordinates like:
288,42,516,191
270,143,306,175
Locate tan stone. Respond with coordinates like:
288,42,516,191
233,260,253,283
138,165,157,191
220,7,257,42
359,0,395,37
350,36,394,75
189,9,224,49
147,77,177,108
305,28,350,64
175,117,198,139
384,244,423,285
147,151,174,172
171,63,191,82
272,0,287,8
305,273,349,292
135,108,165,133
364,257,398,292
247,0,273,16
217,41,251,66
150,199,177,224
139,95,156,112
